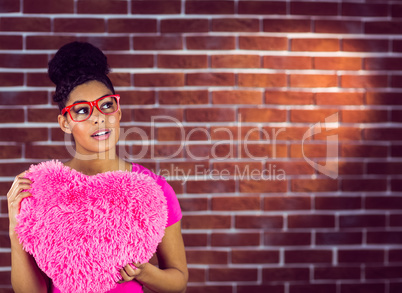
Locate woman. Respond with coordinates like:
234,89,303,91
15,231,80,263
7,41,188,293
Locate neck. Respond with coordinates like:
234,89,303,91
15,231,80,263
67,151,129,175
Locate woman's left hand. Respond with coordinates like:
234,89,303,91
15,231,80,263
118,262,146,284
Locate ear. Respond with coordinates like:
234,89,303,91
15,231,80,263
58,114,72,134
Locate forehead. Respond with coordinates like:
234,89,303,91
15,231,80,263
67,80,112,105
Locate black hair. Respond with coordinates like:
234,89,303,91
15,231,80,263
48,42,115,111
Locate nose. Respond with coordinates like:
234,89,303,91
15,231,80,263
89,107,105,124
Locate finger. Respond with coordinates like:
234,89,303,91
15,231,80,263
8,184,31,201
119,268,134,282
123,264,138,277
10,191,32,208
8,179,31,198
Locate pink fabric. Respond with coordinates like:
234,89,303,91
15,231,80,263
15,160,175,293
50,162,182,293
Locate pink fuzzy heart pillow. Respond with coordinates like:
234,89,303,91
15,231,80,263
16,160,167,293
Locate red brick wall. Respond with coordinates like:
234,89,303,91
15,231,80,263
1,0,402,292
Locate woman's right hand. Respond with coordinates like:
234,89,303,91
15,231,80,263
7,171,32,236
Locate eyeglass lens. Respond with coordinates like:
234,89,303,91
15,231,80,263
70,96,118,122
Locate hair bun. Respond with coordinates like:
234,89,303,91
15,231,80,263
48,42,110,86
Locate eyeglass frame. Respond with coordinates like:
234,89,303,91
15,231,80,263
61,94,121,122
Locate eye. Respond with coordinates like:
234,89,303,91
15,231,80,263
75,107,89,114
101,102,113,109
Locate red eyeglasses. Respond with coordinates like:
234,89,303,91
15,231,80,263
61,95,120,122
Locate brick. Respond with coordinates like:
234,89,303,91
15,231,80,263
268,161,315,176
291,109,338,123
238,1,286,15
366,21,402,34
78,36,130,51
157,126,208,141
316,92,363,105
213,161,263,176
315,20,362,34
0,163,31,177
314,57,362,70
186,285,232,293
338,161,364,175
239,36,288,50
212,196,260,211
314,266,360,280
213,90,262,105
316,196,361,210
368,162,402,175
212,55,260,68
290,74,337,87
343,110,388,123
0,109,24,123
185,143,236,160
109,73,131,87
341,283,385,293
54,18,105,33
77,0,127,14
26,145,71,159
290,284,336,293
26,35,77,50
186,108,235,122
389,249,402,262
365,196,402,209
367,232,402,244
364,128,402,141
341,74,388,88
0,73,24,86
288,214,335,228
186,250,228,264
235,215,283,229
187,73,235,86
211,126,261,140
342,3,388,17
158,55,207,69
238,285,284,293
182,215,231,230
132,1,181,14
343,38,389,52
159,90,208,105
212,18,259,32
290,144,329,159
0,252,11,267
239,179,287,193
342,179,387,192
0,145,22,159
133,36,183,50
238,73,287,87
391,75,402,88
108,54,153,69
264,56,311,69
0,0,20,12
264,19,311,33
264,196,311,211
340,214,386,228
262,126,310,141
285,250,332,263
209,268,258,282
232,249,279,264
392,110,402,122
187,268,205,283
178,197,208,212
186,36,235,50
365,57,402,70
108,19,157,33
241,143,287,159
119,91,155,105
186,180,236,193
366,266,402,279
27,108,59,123
211,233,260,246
0,17,50,32
0,271,11,283
263,267,309,282
24,0,73,13
0,54,47,69
182,233,207,247
316,232,362,245
339,250,385,264
291,179,338,192
0,35,22,50
132,108,182,122
266,91,313,105
186,1,234,15
134,73,184,87
161,19,208,33
292,38,339,52
238,108,286,123
291,2,338,16
394,40,402,52
393,4,402,17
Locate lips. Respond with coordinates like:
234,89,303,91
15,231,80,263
91,129,111,138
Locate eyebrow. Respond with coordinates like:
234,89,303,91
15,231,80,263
71,94,112,105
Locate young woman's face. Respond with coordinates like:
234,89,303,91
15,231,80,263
58,80,121,158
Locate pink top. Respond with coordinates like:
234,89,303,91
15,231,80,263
51,163,182,293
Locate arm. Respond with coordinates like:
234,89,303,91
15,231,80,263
120,220,188,293
8,172,50,293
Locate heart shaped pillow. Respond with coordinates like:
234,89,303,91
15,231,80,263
15,160,167,293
